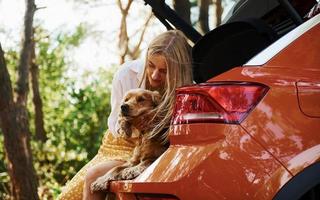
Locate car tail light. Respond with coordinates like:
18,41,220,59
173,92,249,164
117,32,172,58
172,82,268,125
135,193,179,200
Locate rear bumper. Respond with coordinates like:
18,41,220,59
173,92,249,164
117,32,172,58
110,123,288,200
110,142,226,199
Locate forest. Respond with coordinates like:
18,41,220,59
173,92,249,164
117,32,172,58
0,0,232,199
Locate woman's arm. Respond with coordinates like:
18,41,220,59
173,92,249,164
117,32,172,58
107,69,124,136
107,60,143,136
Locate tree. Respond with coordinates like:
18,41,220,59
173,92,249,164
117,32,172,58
214,0,223,26
173,0,191,25
197,0,224,33
0,0,39,198
198,0,211,33
30,35,47,142
117,0,153,64
1,22,110,198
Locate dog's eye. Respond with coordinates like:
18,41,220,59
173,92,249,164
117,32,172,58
136,96,145,102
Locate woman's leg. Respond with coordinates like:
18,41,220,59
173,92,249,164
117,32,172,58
83,160,125,200
57,131,134,200
57,155,104,200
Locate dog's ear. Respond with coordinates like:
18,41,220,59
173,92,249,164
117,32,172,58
123,121,132,137
152,91,161,106
118,117,132,138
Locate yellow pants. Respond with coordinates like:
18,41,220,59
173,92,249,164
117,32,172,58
57,131,135,200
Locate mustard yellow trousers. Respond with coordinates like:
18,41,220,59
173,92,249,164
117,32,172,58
57,131,135,200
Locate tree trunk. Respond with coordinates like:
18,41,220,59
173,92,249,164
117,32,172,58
117,0,132,64
214,0,223,26
198,0,211,34
30,38,47,142
16,0,35,106
128,13,153,60
117,0,152,64
173,0,191,25
0,0,39,198
0,103,39,200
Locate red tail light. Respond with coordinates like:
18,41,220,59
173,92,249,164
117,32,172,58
172,82,268,125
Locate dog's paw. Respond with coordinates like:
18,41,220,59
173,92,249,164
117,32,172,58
121,167,140,180
117,128,126,137
90,175,111,192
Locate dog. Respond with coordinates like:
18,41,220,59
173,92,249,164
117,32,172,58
90,88,168,193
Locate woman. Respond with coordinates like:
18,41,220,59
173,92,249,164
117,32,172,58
58,30,193,200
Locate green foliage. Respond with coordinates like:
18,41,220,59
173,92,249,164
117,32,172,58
4,49,19,86
0,135,10,200
0,24,116,199
190,0,198,7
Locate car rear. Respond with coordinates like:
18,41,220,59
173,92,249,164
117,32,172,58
109,8,320,200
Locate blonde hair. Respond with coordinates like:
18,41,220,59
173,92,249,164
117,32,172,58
140,30,193,142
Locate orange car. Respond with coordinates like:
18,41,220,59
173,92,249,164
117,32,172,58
109,1,320,200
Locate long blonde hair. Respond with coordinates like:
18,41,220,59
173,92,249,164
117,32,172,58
140,30,193,142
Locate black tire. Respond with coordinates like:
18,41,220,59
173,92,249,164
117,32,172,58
299,183,320,200
273,162,320,200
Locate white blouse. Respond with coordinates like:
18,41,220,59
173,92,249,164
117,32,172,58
107,59,145,136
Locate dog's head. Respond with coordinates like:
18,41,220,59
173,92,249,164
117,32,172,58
118,89,161,138
120,89,161,118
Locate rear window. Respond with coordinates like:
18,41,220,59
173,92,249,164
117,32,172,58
244,14,320,66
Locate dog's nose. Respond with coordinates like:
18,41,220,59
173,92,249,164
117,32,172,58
121,104,129,115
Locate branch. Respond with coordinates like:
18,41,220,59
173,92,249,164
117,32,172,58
16,0,36,106
30,38,47,142
0,43,14,112
130,12,153,59
117,0,133,14
35,6,46,10
124,0,133,13
117,0,124,11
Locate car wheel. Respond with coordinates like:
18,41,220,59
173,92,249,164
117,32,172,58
299,183,320,200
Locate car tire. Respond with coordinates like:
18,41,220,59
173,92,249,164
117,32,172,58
273,162,320,200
